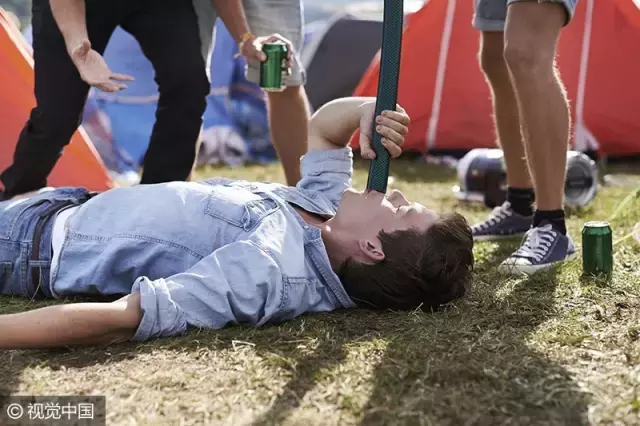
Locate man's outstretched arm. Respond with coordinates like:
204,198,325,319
0,294,142,349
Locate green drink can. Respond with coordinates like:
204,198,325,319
260,42,288,92
582,221,613,277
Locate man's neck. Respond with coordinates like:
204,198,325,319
289,204,345,272
290,204,328,227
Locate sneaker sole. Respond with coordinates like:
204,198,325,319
498,251,578,276
473,232,527,242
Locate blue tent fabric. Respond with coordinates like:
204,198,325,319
198,22,274,166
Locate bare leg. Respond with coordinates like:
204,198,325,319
496,1,575,276
266,85,310,186
479,32,532,189
504,1,570,211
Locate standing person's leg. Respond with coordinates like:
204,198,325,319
122,0,210,184
0,0,117,199
243,0,309,186
499,0,578,275
190,0,218,179
470,0,535,241
192,0,218,72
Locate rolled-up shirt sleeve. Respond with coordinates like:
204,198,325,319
296,147,353,209
130,240,284,341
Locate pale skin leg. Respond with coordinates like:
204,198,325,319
479,32,532,189
503,1,570,211
266,85,310,185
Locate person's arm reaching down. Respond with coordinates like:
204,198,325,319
210,0,293,68
50,0,87,55
0,293,142,349
49,0,133,92
210,0,251,45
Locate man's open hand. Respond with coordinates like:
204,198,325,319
70,40,134,93
359,102,411,160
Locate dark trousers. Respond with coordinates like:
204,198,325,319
0,0,210,197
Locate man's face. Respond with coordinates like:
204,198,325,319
334,188,439,237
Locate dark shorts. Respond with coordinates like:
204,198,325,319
0,188,93,299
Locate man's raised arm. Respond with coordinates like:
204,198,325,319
308,97,409,159
295,97,409,206
307,97,373,152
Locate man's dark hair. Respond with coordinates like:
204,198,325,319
338,212,474,311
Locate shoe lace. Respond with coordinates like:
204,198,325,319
512,224,557,262
473,203,513,231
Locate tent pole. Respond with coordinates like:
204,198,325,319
574,0,598,152
427,0,457,151
366,0,404,193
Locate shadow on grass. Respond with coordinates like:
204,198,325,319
359,247,589,425
0,242,590,424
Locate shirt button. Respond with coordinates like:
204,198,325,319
304,225,309,229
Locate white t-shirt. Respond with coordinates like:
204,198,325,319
50,206,80,281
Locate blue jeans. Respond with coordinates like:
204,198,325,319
0,188,92,298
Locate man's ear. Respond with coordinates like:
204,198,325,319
358,238,385,263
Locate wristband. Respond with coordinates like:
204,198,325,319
240,32,255,43
238,32,255,50
235,32,256,59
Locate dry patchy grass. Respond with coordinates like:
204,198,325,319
1,158,639,425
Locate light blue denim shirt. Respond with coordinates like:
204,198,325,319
51,148,357,341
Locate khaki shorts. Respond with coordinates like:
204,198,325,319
193,0,305,87
473,0,578,31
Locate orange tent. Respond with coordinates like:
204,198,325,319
351,0,640,157
0,8,112,191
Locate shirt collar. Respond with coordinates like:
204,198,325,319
287,205,356,309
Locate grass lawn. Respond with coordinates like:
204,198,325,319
1,158,639,425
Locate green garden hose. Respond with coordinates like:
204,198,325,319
366,0,404,193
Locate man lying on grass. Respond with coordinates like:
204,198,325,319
0,97,474,349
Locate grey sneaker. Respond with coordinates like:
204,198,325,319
471,202,533,241
498,223,577,276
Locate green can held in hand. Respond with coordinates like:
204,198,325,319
582,221,613,278
260,43,288,92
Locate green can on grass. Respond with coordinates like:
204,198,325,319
582,221,613,277
260,43,288,92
